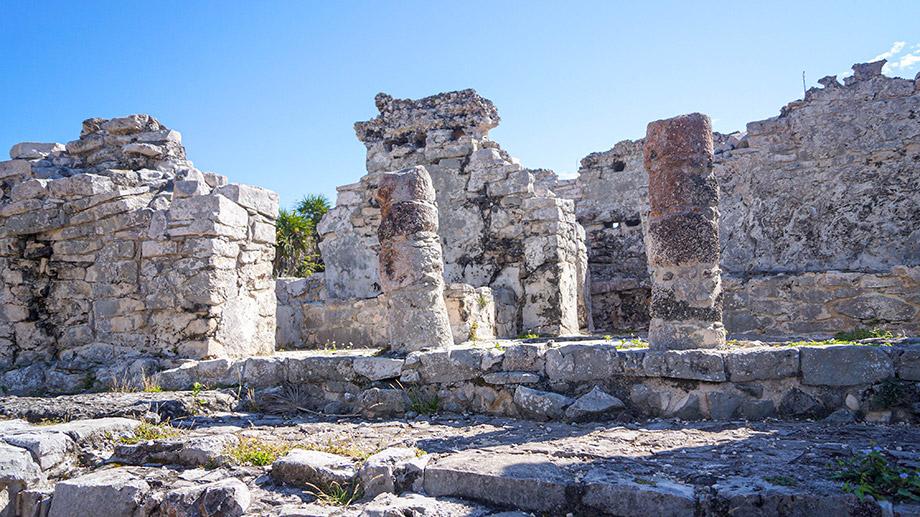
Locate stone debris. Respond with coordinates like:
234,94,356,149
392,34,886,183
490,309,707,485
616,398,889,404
564,386,625,421
643,113,725,350
376,166,453,353
357,447,427,499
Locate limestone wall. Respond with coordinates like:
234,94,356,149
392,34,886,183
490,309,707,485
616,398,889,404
319,90,586,337
569,62,920,336
275,276,496,349
0,115,278,392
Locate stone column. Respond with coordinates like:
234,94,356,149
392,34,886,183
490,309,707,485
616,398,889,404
643,113,725,350
376,166,453,353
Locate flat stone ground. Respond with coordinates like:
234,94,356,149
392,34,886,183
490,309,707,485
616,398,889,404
2,392,919,516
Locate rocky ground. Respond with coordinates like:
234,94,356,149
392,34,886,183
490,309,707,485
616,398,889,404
1,390,919,516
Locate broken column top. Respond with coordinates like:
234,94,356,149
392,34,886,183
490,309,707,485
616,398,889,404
355,89,500,145
643,113,716,220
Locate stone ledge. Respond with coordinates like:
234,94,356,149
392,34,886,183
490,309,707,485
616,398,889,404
147,341,918,423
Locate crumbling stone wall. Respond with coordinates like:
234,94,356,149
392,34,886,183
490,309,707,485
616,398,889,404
569,62,920,335
0,115,278,392
319,90,585,336
275,275,496,348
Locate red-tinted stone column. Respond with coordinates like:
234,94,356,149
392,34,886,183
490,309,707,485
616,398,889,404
643,113,725,350
376,165,453,353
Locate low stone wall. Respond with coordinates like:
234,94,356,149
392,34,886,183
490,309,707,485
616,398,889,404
155,339,920,423
725,267,920,337
275,277,496,349
0,115,278,394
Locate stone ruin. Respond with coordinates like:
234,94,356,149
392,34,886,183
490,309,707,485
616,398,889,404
568,61,920,335
0,115,278,393
0,58,919,517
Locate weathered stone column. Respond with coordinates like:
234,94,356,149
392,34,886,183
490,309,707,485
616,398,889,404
376,166,453,353
643,113,725,350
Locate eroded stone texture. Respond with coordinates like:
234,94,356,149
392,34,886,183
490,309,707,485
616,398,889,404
567,62,920,336
319,90,585,336
376,166,453,353
0,115,277,393
643,113,725,350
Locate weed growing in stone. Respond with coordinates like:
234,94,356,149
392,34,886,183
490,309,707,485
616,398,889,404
225,437,292,466
872,379,913,409
834,328,895,341
765,475,797,487
517,331,540,339
304,481,362,507
119,421,182,445
469,322,479,341
782,338,892,348
603,335,614,341
616,337,648,349
477,292,488,310
833,447,920,502
300,439,374,461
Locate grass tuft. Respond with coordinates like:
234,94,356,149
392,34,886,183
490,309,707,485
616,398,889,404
225,437,292,466
119,421,182,445
304,481,362,506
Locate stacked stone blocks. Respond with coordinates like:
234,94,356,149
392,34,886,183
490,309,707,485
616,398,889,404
0,115,277,392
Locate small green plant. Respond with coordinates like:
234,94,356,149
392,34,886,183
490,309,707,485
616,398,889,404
304,481,362,507
409,392,440,415
477,293,489,310
872,379,912,409
413,447,427,457
468,322,479,341
834,328,894,342
119,422,182,445
765,475,797,487
191,382,204,397
633,477,657,486
602,335,613,341
517,331,540,339
617,337,648,349
300,438,374,461
225,437,292,466
783,338,892,348
493,342,504,351
142,374,162,393
832,447,920,502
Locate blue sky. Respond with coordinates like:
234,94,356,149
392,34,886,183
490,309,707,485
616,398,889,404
1,1,918,208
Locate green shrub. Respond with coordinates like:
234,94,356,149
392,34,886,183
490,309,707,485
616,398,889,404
833,448,920,502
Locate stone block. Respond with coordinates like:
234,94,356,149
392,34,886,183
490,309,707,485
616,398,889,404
9,142,64,159
423,451,574,512
48,468,149,517
724,347,799,382
513,386,573,420
582,470,696,517
160,478,251,517
352,357,403,381
271,450,357,488
544,344,619,382
894,347,920,381
800,345,894,386
564,386,625,420
217,183,280,217
642,350,727,382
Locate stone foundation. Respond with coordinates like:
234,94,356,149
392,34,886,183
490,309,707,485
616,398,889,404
153,338,920,424
0,115,278,392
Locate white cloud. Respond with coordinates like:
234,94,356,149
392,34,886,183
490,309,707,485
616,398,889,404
872,41,907,61
863,41,920,76
895,52,920,69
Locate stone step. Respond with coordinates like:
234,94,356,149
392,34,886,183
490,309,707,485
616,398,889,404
420,448,918,516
